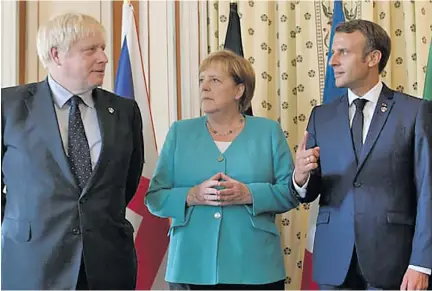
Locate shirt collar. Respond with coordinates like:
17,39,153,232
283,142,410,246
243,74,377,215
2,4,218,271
48,75,95,109
348,81,383,106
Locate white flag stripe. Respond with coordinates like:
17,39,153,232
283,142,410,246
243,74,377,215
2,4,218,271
306,198,320,253
125,208,143,240
123,3,158,179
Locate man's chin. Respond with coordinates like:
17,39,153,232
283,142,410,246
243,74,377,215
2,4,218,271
334,80,346,88
90,80,104,89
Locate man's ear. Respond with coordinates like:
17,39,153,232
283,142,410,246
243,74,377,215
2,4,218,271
367,50,382,69
234,83,245,100
49,47,62,66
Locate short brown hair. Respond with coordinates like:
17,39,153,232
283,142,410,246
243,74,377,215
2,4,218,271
199,50,255,113
336,19,391,73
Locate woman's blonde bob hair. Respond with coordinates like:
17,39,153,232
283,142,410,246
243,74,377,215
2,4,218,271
199,50,256,113
37,13,105,68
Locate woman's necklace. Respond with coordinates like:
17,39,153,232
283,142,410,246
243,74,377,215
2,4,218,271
206,117,245,136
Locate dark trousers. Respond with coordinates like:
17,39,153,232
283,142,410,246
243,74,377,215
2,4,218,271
76,258,89,290
169,279,285,290
319,248,396,290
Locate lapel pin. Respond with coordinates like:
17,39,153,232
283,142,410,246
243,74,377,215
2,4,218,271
380,103,388,113
108,107,115,114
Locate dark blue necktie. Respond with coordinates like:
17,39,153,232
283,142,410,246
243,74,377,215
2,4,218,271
351,98,368,160
68,95,92,191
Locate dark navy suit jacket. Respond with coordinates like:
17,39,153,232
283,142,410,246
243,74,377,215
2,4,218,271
1,80,144,289
299,84,432,288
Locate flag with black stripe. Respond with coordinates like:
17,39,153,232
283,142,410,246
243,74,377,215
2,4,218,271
224,2,253,116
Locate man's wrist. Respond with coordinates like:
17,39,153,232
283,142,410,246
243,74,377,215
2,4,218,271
294,174,307,187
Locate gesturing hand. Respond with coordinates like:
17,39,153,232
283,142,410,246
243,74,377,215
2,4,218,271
294,131,320,187
186,173,223,206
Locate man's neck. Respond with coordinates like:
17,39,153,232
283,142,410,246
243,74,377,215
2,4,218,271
350,78,380,97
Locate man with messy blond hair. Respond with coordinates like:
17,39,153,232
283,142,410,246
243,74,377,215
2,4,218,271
1,13,144,290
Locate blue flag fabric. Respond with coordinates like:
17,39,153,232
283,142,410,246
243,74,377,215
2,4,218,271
323,0,346,104
114,38,135,100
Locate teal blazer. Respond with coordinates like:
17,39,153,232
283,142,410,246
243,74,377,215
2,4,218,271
145,116,298,285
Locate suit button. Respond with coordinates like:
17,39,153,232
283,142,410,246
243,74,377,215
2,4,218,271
79,198,86,204
353,181,362,188
72,228,81,235
214,212,221,219
217,156,224,162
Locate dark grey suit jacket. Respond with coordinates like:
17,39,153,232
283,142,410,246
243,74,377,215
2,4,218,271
299,84,432,289
1,80,144,290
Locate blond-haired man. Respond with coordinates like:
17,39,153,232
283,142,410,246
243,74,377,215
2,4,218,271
1,13,144,289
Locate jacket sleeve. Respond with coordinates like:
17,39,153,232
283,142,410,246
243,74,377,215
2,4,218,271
125,101,145,206
297,106,322,204
245,122,299,216
145,122,191,222
410,100,432,269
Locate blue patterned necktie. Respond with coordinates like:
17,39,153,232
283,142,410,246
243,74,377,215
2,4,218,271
351,98,368,160
68,95,92,191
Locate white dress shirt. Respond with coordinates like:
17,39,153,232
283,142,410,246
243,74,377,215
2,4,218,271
48,75,101,169
293,81,431,275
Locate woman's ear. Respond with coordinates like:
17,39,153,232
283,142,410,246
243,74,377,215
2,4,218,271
234,83,245,100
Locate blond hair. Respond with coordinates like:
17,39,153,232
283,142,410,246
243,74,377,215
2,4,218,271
199,50,256,113
37,13,106,68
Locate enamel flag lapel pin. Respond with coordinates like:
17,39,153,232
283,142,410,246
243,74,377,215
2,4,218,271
380,103,388,113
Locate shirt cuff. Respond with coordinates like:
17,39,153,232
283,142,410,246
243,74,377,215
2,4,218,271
408,265,431,275
292,170,310,198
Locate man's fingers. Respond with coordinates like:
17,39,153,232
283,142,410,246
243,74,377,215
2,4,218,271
407,280,415,291
299,131,308,151
297,148,318,159
313,147,320,158
306,155,318,164
400,276,408,290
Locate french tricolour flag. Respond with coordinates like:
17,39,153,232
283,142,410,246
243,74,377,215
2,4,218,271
301,0,346,289
114,2,169,290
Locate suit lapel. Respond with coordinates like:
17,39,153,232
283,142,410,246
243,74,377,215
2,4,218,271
82,89,116,196
24,80,78,189
334,94,357,164
356,84,394,172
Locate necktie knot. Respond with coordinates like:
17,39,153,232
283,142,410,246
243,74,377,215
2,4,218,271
69,95,82,108
353,98,368,111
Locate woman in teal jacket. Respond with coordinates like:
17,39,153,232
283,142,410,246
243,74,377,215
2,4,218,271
145,50,299,290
